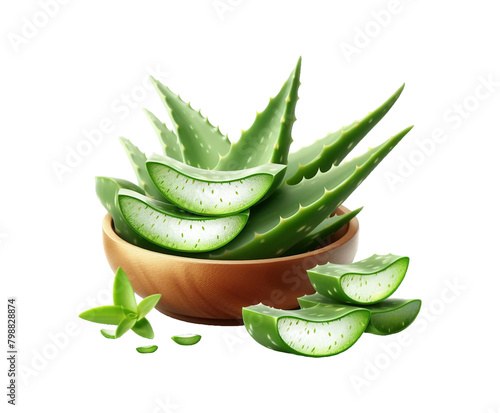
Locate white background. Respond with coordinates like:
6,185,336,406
1,0,499,412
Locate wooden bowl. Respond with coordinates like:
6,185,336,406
102,206,359,325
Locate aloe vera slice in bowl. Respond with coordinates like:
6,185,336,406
118,189,249,252
146,154,286,216
298,294,421,335
307,254,409,305
242,303,370,357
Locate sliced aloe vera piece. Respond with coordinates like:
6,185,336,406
147,154,286,216
243,303,369,357
150,77,231,169
118,189,249,252
95,176,168,253
286,84,405,184
118,137,167,200
136,345,158,353
171,335,202,346
307,254,409,305
143,108,184,162
216,58,301,171
284,207,362,256
298,294,421,335
100,329,117,339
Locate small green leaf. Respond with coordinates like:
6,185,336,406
171,334,202,346
136,345,158,354
113,268,137,312
100,329,117,339
132,317,155,339
115,314,137,338
79,305,126,325
137,294,162,320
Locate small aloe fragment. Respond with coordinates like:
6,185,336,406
285,84,405,184
119,137,168,200
136,345,158,354
147,154,286,216
242,303,370,357
95,176,167,253
171,335,202,346
143,108,184,162
298,294,421,335
150,77,231,169
118,189,249,252
207,128,412,260
284,207,363,256
307,254,409,305
215,58,301,171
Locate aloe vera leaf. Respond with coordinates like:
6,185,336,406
150,77,231,169
115,313,137,338
307,254,410,305
131,317,155,339
118,189,249,252
136,345,158,353
95,176,169,253
215,58,301,171
298,294,421,336
136,294,161,320
242,303,370,357
207,127,412,260
286,84,405,184
284,207,363,256
100,329,117,339
147,154,286,216
143,108,184,162
113,267,137,312
79,305,128,325
118,137,167,200
171,335,202,346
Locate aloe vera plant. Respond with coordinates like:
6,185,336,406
307,254,409,304
146,154,286,215
298,294,421,335
96,58,412,258
242,303,370,357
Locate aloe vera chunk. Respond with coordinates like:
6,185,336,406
171,335,202,346
307,254,409,305
298,294,421,335
284,207,362,256
146,154,286,216
242,303,370,357
136,345,158,353
118,189,249,252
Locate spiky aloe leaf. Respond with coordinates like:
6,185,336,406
150,77,231,169
95,176,168,253
284,207,363,256
215,58,301,171
146,153,286,216
298,294,421,336
143,108,184,162
118,137,167,200
206,127,412,260
242,303,370,357
307,254,409,304
118,189,249,252
286,84,405,184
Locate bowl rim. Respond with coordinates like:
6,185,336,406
102,205,359,265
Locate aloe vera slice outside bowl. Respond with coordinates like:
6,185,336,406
101,205,359,325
